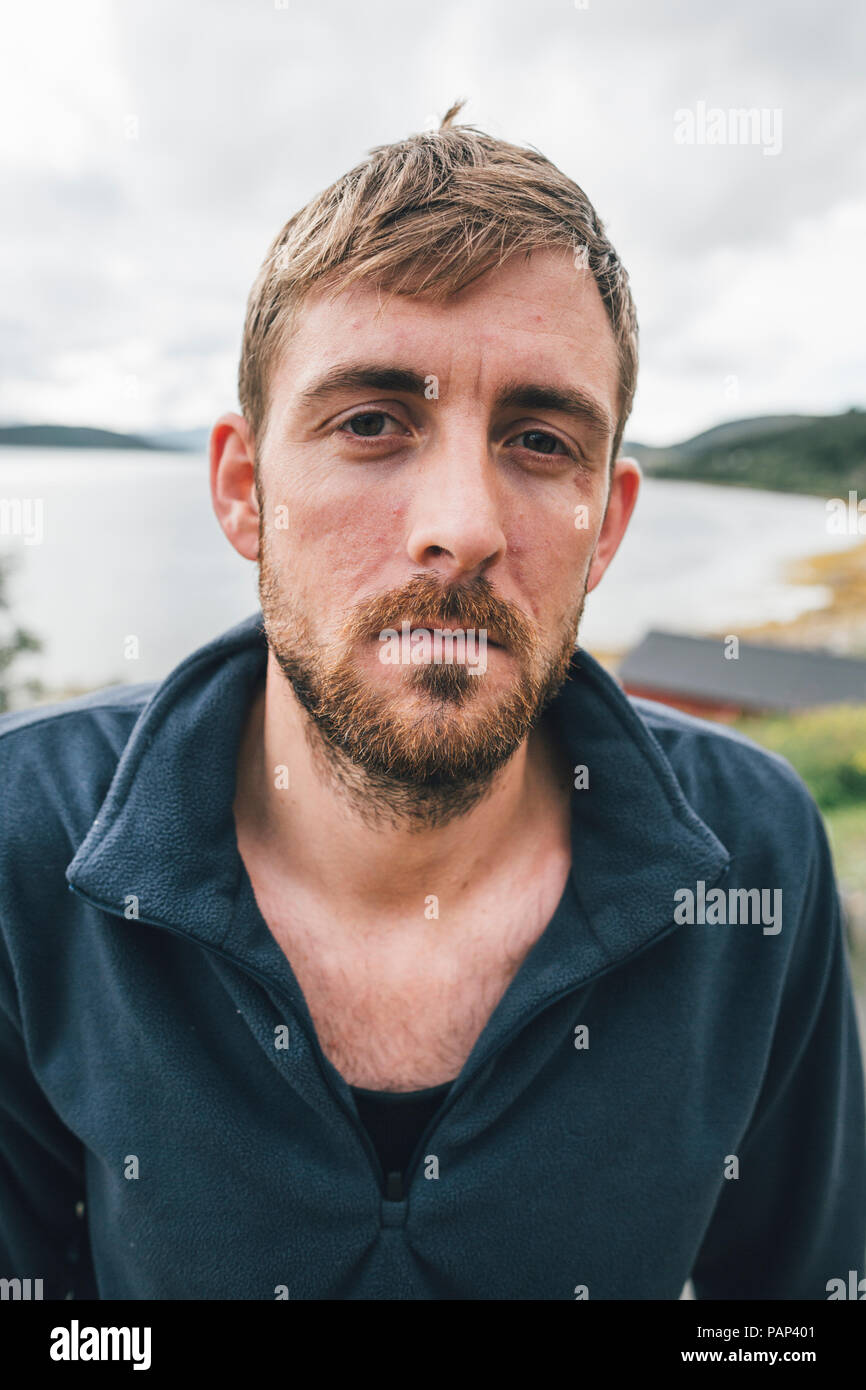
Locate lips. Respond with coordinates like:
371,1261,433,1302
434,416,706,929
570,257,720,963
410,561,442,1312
413,625,504,649
372,622,504,652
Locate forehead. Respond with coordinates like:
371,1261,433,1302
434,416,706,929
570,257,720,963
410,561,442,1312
271,247,621,411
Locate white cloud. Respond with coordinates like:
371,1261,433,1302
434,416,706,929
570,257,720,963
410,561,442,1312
1,0,864,442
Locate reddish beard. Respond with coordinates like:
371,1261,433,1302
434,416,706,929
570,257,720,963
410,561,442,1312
258,549,583,790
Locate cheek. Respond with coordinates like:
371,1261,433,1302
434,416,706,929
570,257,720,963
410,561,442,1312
505,484,600,622
269,477,402,602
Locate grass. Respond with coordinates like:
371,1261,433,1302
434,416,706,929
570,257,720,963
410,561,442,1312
733,705,866,810
822,803,866,995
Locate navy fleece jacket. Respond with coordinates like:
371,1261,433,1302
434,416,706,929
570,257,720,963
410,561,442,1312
0,612,864,1300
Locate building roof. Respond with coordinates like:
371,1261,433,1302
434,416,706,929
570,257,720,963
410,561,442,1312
617,630,866,711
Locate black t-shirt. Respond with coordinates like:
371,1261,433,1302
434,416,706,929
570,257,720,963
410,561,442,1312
351,1079,455,1200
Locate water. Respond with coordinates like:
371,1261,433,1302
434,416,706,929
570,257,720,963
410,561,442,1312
0,448,860,694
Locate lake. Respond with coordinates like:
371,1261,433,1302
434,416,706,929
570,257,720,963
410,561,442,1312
0,448,860,695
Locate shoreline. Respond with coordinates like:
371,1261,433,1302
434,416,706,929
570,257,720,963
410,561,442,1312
590,537,866,671
736,538,866,653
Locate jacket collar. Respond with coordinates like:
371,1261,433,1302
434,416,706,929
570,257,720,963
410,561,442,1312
67,611,730,988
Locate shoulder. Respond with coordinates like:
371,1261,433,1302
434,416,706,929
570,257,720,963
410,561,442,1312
0,682,153,762
0,684,155,850
628,698,843,990
0,682,152,740
628,694,823,851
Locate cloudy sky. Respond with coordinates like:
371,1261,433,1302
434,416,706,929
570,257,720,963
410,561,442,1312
2,0,864,447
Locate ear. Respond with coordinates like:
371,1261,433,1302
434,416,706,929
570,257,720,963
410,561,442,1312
210,412,260,562
586,457,641,594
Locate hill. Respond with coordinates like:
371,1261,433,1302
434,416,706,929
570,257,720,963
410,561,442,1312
625,409,866,496
0,425,161,450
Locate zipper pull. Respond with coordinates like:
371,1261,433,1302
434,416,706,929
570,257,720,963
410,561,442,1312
385,1171,403,1202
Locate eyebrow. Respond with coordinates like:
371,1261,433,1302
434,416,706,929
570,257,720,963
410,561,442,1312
297,363,613,440
494,379,613,441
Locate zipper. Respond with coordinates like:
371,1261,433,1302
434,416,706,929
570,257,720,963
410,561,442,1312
400,904,698,1194
68,873,717,1206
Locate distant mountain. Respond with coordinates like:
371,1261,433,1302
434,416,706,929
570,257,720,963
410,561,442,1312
0,423,208,453
624,409,866,496
0,425,162,450
146,427,211,452
663,414,820,458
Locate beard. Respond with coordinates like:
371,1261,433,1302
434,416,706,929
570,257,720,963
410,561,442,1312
257,520,585,828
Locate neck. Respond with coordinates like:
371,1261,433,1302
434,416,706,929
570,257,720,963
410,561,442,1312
234,651,569,919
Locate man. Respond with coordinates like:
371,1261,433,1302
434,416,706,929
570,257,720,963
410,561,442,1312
1,103,864,1301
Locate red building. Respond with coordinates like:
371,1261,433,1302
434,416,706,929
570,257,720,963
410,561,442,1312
615,630,866,720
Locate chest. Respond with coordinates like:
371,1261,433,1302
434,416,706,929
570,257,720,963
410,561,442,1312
287,940,520,1090
248,869,570,1091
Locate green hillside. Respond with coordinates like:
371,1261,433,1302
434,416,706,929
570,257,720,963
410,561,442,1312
625,408,866,497
0,425,160,450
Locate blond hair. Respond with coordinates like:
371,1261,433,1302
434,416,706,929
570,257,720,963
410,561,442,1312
239,100,638,462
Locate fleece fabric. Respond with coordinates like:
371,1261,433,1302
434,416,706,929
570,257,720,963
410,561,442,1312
0,611,863,1300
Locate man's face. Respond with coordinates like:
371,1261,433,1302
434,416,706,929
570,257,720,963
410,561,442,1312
217,247,639,798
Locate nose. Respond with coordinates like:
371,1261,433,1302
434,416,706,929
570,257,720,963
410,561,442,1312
405,428,507,582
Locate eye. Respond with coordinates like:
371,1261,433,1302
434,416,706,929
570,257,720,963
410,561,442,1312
337,411,405,439
508,429,572,458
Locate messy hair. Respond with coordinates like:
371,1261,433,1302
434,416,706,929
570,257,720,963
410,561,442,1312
238,100,638,462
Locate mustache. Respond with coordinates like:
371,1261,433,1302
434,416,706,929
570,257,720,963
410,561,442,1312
340,574,538,661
